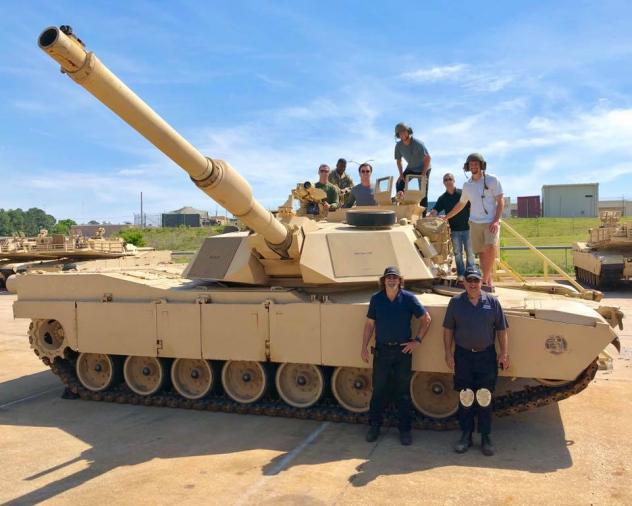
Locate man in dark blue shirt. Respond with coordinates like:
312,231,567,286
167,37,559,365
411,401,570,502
430,172,475,281
443,266,510,456
361,265,432,445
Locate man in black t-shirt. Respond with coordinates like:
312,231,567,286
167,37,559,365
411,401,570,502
430,173,475,280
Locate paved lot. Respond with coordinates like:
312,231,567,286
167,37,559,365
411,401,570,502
0,289,630,505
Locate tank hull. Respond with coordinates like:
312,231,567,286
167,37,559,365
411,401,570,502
572,246,632,289
12,272,616,382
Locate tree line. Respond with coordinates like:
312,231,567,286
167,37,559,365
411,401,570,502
0,208,76,236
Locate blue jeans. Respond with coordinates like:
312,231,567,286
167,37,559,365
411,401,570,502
451,230,476,277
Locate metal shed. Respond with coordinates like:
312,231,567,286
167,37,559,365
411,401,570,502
542,183,599,217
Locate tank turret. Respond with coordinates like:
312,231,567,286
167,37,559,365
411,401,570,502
38,26,437,286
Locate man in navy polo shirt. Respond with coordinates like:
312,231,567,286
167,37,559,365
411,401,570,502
361,266,432,445
443,266,510,456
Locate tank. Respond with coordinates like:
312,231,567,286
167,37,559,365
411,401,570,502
8,25,623,429
573,211,632,289
0,227,172,290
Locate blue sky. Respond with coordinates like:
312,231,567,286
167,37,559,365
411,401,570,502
1,1,631,223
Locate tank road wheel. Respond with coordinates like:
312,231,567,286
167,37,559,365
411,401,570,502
410,372,459,419
76,353,121,392
171,358,214,400
275,363,325,408
123,356,168,396
221,361,268,404
331,367,372,413
29,319,67,360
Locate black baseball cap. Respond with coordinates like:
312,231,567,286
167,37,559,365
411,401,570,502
383,265,401,277
463,266,482,279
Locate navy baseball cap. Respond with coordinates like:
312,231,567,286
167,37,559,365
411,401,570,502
383,266,401,277
464,266,482,279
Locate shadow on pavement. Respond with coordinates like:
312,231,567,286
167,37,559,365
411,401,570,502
0,370,59,406
0,386,573,503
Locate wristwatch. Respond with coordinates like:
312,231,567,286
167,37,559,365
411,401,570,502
413,336,422,343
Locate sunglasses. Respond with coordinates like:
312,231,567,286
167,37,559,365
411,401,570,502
443,178,454,182
465,277,481,283
360,170,371,174
385,274,400,279
319,169,329,173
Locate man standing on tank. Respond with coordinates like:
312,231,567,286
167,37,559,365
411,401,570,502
442,153,504,290
394,123,432,215
430,172,475,281
328,158,354,207
361,266,432,445
314,164,339,211
343,163,377,207
443,266,509,456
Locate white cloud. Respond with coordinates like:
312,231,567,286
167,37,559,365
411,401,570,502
400,63,515,93
401,64,468,82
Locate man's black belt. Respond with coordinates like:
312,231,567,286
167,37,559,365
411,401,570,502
376,341,406,347
457,344,495,353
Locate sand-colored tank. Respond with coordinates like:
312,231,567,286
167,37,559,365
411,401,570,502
8,26,623,428
0,227,172,290
573,211,632,289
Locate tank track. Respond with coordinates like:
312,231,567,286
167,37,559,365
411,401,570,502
41,353,598,431
575,266,622,289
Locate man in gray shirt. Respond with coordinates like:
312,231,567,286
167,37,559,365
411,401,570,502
343,163,377,207
394,122,432,215
443,266,510,456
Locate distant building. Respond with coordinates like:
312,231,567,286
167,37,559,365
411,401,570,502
517,196,541,218
599,199,632,216
161,206,210,227
542,183,599,217
502,197,511,219
71,224,130,237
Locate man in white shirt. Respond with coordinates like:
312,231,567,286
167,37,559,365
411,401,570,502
443,153,504,289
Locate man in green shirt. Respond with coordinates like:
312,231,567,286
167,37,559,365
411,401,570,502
315,164,339,211
328,158,354,207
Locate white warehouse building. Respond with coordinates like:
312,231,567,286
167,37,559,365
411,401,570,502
542,183,599,217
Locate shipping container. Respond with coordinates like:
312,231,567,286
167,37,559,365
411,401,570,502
517,196,541,218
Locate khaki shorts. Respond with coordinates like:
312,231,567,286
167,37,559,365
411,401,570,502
469,221,499,253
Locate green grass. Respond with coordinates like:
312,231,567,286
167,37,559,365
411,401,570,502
501,217,632,275
140,225,224,251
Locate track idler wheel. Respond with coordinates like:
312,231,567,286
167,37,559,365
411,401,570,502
29,319,67,361
275,363,325,408
221,361,268,404
123,356,169,396
331,367,372,413
76,353,121,392
171,358,214,400
410,372,459,419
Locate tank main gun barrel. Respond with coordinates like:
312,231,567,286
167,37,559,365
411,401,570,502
38,26,290,249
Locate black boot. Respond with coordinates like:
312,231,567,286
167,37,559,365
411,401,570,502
454,431,473,453
399,430,412,446
365,425,380,443
481,434,495,456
